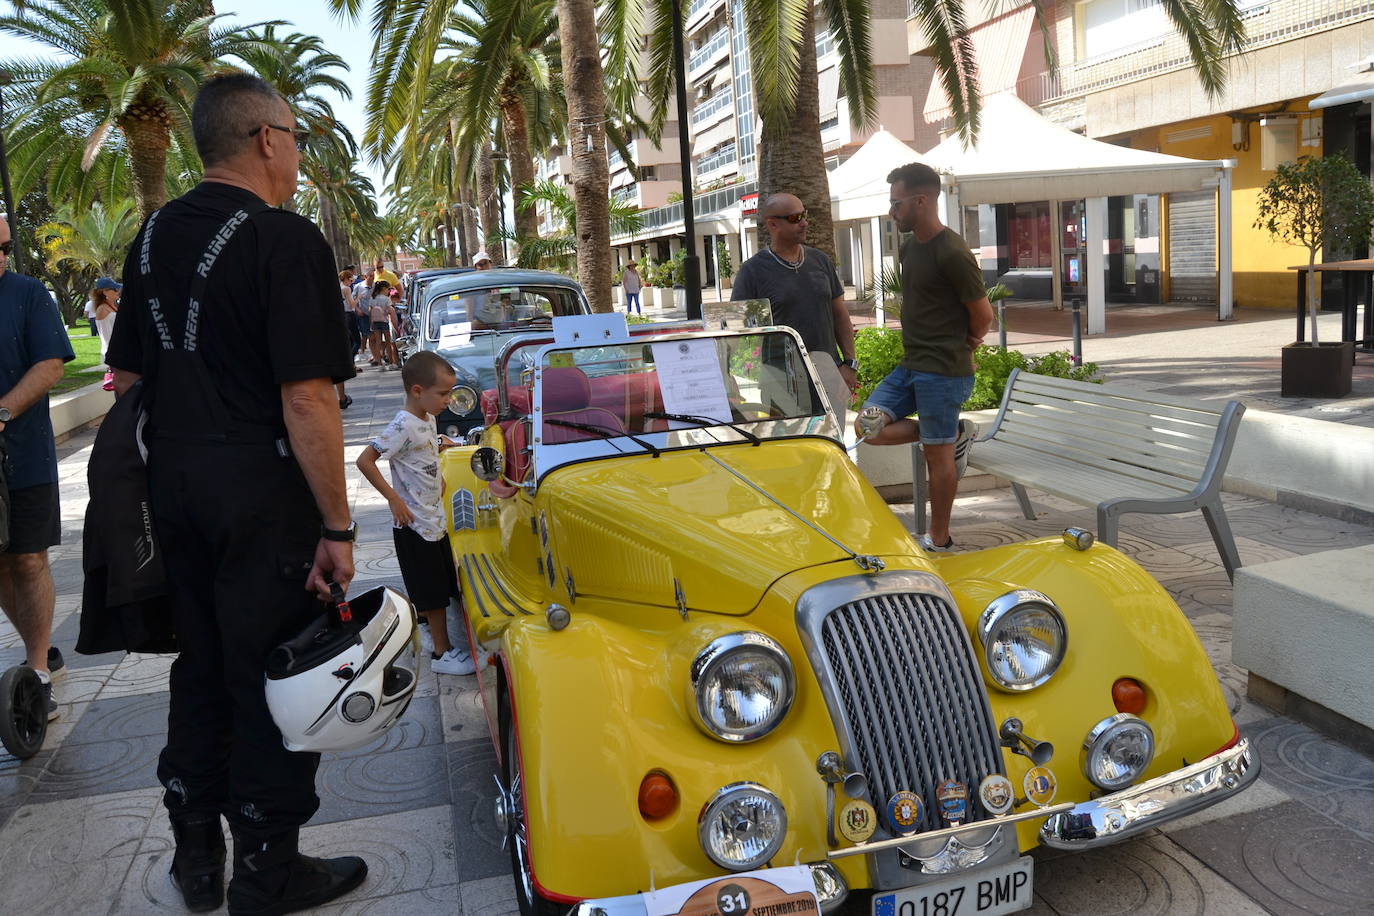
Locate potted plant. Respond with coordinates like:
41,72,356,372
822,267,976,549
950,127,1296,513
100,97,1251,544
1254,151,1374,398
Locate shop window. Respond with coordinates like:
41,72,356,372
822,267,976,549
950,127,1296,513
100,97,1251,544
1010,202,1051,269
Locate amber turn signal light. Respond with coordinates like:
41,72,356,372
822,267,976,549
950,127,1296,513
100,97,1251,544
638,771,678,820
1112,677,1147,714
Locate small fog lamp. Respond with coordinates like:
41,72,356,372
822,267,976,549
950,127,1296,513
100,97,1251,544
698,783,787,871
1082,714,1155,791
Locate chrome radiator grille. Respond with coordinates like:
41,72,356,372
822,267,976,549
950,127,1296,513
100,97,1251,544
819,593,1003,832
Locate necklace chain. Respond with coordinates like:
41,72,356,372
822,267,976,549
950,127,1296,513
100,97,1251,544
768,246,805,271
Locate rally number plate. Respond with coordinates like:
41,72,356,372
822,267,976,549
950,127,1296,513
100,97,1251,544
872,857,1033,916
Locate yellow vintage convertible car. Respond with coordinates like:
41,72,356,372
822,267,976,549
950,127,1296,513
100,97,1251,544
440,321,1257,916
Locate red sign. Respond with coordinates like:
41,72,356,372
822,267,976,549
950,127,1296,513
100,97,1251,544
740,193,758,216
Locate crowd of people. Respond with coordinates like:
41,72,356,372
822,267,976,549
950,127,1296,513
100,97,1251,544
0,67,989,916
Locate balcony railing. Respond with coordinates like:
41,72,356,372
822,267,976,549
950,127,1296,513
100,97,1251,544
608,146,624,168
696,143,737,175
928,0,1374,120
621,178,759,236
686,0,718,20
612,182,638,205
691,86,734,126
689,27,728,74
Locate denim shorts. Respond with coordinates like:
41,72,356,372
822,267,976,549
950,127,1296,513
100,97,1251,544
864,368,974,444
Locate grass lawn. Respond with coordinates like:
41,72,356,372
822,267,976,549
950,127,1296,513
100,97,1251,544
55,326,106,396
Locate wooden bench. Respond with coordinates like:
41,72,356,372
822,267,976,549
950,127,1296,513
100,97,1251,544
915,369,1247,580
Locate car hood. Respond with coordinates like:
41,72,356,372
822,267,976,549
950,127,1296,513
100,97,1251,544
541,439,922,614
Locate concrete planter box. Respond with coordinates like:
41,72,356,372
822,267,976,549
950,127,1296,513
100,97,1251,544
641,287,657,309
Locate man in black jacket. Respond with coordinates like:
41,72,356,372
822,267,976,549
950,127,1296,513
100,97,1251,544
108,73,361,915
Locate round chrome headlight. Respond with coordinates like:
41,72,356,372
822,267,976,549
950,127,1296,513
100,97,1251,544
698,782,787,871
689,632,795,742
977,590,1067,691
1082,713,1155,791
449,385,478,416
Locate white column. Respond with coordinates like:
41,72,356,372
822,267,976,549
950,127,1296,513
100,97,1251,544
1086,196,1107,334
850,225,865,297
870,216,885,327
1217,165,1234,320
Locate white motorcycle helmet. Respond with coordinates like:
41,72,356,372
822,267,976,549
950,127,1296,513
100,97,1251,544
265,585,420,753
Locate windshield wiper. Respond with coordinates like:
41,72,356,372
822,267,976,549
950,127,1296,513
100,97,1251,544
545,418,660,457
643,411,760,445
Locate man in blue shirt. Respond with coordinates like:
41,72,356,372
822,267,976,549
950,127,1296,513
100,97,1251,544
0,216,76,721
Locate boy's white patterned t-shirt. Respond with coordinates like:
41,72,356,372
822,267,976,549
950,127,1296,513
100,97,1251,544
370,410,445,541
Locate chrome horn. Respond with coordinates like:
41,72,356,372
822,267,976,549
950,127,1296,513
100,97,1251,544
999,718,1054,766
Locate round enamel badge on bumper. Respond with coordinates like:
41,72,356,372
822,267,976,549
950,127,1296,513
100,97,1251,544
1024,766,1058,807
885,791,924,835
978,774,1014,816
838,798,878,843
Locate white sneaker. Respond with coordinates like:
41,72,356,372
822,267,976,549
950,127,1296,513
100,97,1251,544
919,533,956,553
431,647,476,676
953,419,978,479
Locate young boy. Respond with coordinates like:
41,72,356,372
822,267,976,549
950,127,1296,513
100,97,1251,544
357,350,475,675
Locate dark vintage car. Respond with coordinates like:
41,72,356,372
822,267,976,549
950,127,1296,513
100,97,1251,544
403,269,592,437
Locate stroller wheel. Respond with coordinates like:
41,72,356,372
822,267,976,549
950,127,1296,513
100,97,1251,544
0,665,48,759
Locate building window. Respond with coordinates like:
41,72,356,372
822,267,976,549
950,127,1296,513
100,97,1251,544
1079,0,1167,60
820,115,839,132
815,28,835,59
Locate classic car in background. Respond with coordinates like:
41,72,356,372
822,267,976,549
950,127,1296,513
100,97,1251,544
438,320,1257,916
400,269,592,437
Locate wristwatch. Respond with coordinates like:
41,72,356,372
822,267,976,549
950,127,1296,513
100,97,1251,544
321,520,358,542
0,407,11,423
839,357,859,371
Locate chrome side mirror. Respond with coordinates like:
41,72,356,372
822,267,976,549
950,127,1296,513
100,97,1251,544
470,446,504,482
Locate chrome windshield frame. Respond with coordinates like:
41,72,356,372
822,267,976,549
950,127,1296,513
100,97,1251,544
505,326,843,486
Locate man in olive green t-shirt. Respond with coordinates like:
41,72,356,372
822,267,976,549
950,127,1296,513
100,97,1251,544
861,162,994,552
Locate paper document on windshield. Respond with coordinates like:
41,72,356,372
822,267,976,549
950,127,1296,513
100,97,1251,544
439,321,472,347
652,339,731,426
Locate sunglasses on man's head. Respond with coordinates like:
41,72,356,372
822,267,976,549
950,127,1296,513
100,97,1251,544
248,123,310,152
769,211,807,224
0,241,12,255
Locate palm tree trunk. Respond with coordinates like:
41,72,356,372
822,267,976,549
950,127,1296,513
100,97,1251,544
478,142,504,265
120,115,171,218
499,94,541,245
557,0,612,313
757,3,837,265
461,184,480,259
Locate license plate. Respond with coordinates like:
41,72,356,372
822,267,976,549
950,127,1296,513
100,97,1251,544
872,857,1033,916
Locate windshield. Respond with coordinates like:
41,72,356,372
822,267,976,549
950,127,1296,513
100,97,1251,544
535,331,828,450
426,285,583,341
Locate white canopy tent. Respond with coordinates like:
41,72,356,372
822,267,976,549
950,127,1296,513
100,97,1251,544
827,128,927,222
924,94,1236,330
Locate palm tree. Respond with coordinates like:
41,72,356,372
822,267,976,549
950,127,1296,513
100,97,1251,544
330,0,564,247
512,178,642,275
0,0,274,217
555,0,613,311
39,198,141,277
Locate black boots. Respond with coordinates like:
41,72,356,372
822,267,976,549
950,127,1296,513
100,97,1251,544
169,816,227,912
226,830,368,915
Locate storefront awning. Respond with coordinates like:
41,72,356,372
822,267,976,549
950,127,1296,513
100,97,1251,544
923,7,1034,123
926,94,1231,205
1309,70,1374,109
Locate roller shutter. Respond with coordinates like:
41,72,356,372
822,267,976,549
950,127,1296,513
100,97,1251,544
1167,190,1217,304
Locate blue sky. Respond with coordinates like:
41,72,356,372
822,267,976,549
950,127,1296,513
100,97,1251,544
0,0,388,199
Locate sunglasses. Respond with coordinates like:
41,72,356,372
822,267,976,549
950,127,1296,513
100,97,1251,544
249,123,310,152
768,211,807,224
0,241,11,255
889,192,925,211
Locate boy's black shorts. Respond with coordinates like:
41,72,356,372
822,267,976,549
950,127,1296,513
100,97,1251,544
392,524,461,612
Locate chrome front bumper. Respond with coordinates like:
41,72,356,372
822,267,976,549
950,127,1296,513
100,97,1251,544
1039,737,1258,849
569,862,848,916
